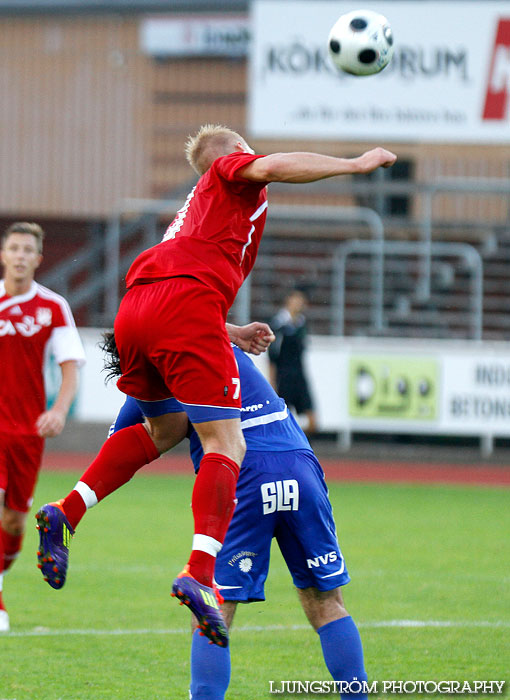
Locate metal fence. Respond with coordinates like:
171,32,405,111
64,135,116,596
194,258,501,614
40,177,510,340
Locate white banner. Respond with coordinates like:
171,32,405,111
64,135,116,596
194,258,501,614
441,354,510,432
140,15,250,57
306,336,510,438
249,0,510,142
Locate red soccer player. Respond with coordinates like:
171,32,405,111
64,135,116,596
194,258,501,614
0,222,85,632
36,125,396,646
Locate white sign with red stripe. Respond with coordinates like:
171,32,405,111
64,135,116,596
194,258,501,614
249,1,510,142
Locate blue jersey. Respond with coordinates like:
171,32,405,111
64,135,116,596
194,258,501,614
189,347,311,469
110,346,349,598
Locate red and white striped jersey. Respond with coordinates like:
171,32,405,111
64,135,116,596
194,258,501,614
125,152,269,309
0,280,86,435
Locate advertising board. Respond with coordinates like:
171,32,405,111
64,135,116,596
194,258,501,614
249,1,510,142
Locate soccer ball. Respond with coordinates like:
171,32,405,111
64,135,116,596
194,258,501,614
328,9,394,76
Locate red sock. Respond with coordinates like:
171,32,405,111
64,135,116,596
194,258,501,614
62,424,160,530
0,524,4,579
187,452,240,586
1,528,23,574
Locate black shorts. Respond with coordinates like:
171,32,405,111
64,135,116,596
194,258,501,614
277,373,313,414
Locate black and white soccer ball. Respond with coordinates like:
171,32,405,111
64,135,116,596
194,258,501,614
328,9,394,76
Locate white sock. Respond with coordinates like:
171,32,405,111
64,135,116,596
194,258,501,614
192,534,222,557
74,481,98,509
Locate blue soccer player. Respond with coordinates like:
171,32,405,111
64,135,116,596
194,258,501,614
117,349,368,699
38,332,368,699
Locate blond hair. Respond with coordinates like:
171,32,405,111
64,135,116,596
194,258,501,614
2,222,45,254
185,124,245,175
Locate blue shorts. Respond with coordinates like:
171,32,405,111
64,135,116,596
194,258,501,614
109,395,238,434
214,449,350,601
113,395,236,427
108,396,184,436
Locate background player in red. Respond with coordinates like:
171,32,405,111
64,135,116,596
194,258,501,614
37,125,396,646
0,222,85,632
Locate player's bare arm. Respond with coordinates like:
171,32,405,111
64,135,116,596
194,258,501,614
35,360,79,438
237,148,397,183
226,322,275,355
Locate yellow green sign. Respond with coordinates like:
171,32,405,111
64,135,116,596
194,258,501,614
349,356,438,420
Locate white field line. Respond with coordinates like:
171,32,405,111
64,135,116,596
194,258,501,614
4,619,510,638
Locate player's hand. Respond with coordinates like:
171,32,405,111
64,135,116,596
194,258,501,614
35,408,66,438
228,322,276,355
356,147,397,172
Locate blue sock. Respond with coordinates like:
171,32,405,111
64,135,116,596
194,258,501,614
190,629,231,699
317,616,368,699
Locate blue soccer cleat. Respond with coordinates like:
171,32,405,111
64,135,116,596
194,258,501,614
171,566,228,647
36,502,74,590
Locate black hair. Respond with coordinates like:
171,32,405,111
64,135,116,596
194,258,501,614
100,330,122,384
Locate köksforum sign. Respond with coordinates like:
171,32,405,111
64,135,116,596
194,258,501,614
249,0,510,142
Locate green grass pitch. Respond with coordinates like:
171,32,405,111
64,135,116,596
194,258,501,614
1,469,509,699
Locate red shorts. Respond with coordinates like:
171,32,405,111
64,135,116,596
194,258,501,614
0,432,44,512
115,277,241,414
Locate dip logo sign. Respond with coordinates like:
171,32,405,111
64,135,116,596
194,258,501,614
349,356,438,420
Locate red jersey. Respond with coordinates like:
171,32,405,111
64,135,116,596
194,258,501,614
125,152,269,308
0,281,86,435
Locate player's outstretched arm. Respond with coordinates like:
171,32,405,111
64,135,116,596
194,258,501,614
239,147,397,184
226,322,275,355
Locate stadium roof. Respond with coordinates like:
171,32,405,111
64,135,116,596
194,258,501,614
0,1,248,14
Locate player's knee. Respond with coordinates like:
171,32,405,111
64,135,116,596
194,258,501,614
298,586,348,630
221,601,237,629
144,413,188,453
141,421,165,453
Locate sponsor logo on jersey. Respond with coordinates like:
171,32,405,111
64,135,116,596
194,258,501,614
16,316,43,337
36,307,52,326
238,557,253,573
261,479,299,514
306,551,339,569
0,315,44,337
483,18,510,120
9,305,22,315
241,402,264,413
227,550,258,568
0,319,16,336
